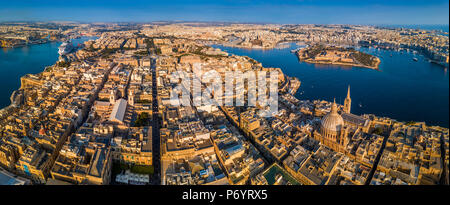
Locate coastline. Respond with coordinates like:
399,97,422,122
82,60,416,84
0,66,49,118
214,43,448,128
216,41,292,50
0,35,89,49
300,58,381,70
1,41,447,128
0,39,57,49
0,36,96,110
360,45,449,69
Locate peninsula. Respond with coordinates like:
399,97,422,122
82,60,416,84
295,45,381,69
0,22,448,187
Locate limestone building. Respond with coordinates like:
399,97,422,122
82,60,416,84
314,100,350,152
313,87,371,153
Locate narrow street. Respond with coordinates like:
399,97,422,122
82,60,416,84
364,128,390,185
150,57,161,185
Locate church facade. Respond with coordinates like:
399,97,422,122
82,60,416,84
313,86,370,153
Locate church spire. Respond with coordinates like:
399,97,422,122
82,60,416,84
344,85,351,113
347,85,350,99
331,98,338,114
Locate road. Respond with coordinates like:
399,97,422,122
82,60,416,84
150,57,161,185
364,128,390,185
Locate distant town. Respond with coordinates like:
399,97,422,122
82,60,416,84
0,22,448,186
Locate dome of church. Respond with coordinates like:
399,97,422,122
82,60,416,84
321,100,344,133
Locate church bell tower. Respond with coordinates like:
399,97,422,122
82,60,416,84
110,90,116,104
128,90,134,106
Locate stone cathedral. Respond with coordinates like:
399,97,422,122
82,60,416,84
313,85,370,153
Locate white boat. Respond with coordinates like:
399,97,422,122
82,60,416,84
58,40,74,56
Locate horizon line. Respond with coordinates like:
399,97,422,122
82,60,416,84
0,20,449,27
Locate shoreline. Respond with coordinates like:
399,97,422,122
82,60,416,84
216,41,294,50
0,35,94,49
214,43,447,128
0,36,96,110
360,45,449,69
1,42,447,129
0,39,60,49
300,58,381,70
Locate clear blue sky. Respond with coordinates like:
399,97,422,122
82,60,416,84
1,0,448,25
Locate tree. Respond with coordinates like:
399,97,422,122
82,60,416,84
56,61,70,67
373,127,383,135
134,112,150,127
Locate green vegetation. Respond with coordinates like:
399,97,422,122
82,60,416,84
191,46,225,59
100,48,119,57
230,174,245,184
155,48,162,55
373,127,384,135
248,58,258,65
144,38,155,49
352,51,377,67
263,164,301,185
131,165,154,175
56,61,70,67
112,162,154,176
133,112,150,127
112,162,128,176
135,99,151,103
300,45,379,68
305,44,325,58
143,38,163,55
84,43,98,52
133,50,149,56
44,66,53,72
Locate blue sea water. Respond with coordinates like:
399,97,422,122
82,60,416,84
0,37,95,109
213,44,449,128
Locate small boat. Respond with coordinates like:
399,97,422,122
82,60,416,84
359,103,362,108
413,57,418,62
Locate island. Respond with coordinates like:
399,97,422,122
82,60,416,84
295,44,381,69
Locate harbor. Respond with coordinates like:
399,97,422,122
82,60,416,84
213,43,449,127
